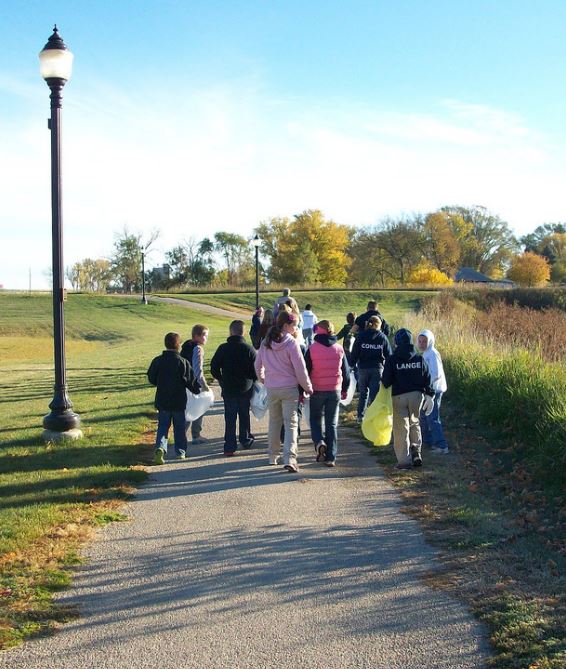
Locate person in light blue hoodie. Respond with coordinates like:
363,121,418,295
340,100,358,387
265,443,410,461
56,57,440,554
417,329,449,453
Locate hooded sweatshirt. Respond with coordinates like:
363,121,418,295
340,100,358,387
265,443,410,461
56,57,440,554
255,332,313,393
382,328,434,397
301,309,318,329
350,327,392,370
418,329,447,393
304,333,350,392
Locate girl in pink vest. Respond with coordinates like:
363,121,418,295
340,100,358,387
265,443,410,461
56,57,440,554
304,320,351,466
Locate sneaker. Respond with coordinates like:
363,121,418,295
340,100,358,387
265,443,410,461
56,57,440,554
431,447,449,454
325,460,336,467
176,452,187,460
269,456,282,465
154,449,165,465
315,441,327,462
410,446,423,467
224,451,236,457
241,437,255,450
284,463,299,473
395,463,412,470
192,437,207,445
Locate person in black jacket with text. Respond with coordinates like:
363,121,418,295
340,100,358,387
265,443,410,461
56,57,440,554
350,315,392,422
382,328,434,470
210,320,257,455
147,332,201,464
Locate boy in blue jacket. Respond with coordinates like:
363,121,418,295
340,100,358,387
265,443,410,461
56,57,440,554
382,329,434,469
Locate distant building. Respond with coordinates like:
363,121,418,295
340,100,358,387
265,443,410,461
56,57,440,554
455,267,514,287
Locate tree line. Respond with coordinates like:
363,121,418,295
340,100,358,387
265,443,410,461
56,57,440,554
66,207,566,292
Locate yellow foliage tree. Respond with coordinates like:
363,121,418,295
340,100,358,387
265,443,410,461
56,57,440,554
507,252,551,287
407,265,453,286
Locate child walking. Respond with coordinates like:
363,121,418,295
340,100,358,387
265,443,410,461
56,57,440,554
147,332,201,464
304,320,350,466
417,329,449,453
181,324,210,444
382,328,435,469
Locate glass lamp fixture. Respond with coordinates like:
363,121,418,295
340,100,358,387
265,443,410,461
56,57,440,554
39,25,74,81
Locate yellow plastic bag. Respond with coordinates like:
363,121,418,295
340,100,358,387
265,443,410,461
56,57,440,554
361,384,393,446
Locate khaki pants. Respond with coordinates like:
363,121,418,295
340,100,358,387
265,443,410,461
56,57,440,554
267,386,299,466
392,391,423,465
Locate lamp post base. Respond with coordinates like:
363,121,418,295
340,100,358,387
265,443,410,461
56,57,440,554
43,409,81,432
42,427,84,443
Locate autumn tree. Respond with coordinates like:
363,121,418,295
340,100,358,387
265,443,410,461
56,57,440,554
66,259,112,292
213,232,254,286
422,212,461,275
521,224,566,283
440,205,518,276
256,210,351,286
507,252,551,287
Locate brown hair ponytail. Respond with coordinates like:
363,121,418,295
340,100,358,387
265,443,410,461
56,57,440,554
265,310,297,349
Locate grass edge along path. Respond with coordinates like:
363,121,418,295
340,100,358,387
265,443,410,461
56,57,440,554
0,294,234,651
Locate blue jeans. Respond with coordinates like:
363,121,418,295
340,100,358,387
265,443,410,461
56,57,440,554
303,328,314,346
420,392,448,450
357,367,382,419
155,409,188,456
309,390,340,462
223,394,252,453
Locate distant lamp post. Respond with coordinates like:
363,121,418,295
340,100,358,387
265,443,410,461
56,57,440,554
39,26,82,441
252,235,261,309
141,250,148,304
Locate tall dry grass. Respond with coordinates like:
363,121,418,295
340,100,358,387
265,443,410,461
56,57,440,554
403,293,566,486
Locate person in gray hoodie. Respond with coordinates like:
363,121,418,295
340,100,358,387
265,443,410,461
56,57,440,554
417,329,449,453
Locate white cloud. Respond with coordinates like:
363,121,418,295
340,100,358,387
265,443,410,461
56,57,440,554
1,81,565,288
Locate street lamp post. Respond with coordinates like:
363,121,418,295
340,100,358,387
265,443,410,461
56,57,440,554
141,250,148,304
39,26,82,441
252,235,261,309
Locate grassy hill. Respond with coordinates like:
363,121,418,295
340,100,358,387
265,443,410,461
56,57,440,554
157,289,436,327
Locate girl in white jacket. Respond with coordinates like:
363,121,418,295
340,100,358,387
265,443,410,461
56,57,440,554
417,329,449,453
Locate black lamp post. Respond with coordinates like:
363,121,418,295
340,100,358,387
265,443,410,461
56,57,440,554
252,235,261,309
39,26,82,440
141,250,148,304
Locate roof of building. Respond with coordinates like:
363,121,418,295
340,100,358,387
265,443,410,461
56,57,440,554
455,267,494,283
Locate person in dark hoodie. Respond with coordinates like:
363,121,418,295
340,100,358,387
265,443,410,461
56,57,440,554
350,300,391,336
147,332,201,464
350,315,392,423
210,320,258,456
382,328,435,469
304,320,350,466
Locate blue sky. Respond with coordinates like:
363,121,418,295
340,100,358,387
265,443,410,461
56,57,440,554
2,1,566,288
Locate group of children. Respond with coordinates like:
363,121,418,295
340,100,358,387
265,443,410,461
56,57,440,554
147,297,449,472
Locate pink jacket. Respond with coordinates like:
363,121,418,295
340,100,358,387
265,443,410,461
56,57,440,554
308,340,344,391
255,333,313,393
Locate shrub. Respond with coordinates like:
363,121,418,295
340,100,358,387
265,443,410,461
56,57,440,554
507,252,551,287
407,266,453,286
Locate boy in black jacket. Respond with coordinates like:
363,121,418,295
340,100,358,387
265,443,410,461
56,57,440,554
147,332,200,464
350,315,392,422
382,328,434,469
210,320,257,455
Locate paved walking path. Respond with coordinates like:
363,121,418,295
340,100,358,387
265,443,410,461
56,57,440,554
2,389,489,669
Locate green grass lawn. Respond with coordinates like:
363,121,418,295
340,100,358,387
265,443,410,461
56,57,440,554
0,293,234,648
156,289,436,329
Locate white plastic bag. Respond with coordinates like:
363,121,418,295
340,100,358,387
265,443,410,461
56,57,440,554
301,396,310,425
185,389,214,422
250,382,268,420
339,371,356,406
